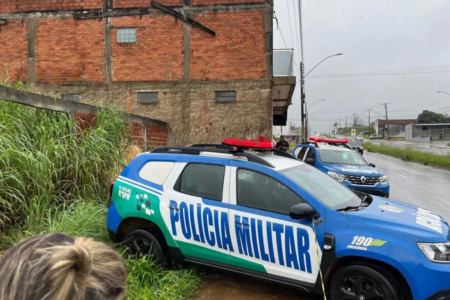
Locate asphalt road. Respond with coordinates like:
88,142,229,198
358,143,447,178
191,152,450,300
364,151,450,221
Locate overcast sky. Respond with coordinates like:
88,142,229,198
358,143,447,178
273,0,450,134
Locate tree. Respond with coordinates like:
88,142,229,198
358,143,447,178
418,110,450,124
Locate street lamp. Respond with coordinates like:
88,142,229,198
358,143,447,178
307,99,325,110
301,53,342,142
437,91,450,97
305,53,343,77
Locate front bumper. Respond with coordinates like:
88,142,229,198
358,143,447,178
342,181,390,197
405,258,450,300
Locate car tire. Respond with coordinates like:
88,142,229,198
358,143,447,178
121,227,169,265
329,264,402,300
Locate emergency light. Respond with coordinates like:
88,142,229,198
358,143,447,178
309,136,349,144
222,136,273,149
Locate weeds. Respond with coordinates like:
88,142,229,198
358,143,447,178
364,142,450,169
0,97,201,299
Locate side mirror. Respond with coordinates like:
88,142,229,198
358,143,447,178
369,163,376,168
289,203,319,220
305,158,315,165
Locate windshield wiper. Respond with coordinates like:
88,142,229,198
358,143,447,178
336,204,369,212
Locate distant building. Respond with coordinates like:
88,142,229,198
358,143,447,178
374,119,418,138
405,123,450,142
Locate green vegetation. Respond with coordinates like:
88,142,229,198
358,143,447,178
418,110,450,124
0,98,200,299
337,126,371,136
363,142,450,169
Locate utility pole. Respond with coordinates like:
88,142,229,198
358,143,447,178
298,0,306,142
366,109,373,136
338,119,342,129
351,114,358,127
345,116,348,128
380,103,391,139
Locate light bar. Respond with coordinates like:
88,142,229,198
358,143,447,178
309,136,349,143
222,136,273,149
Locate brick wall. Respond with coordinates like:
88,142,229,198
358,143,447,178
147,124,168,147
36,19,105,83
190,11,266,81
0,21,28,82
75,112,97,132
113,0,183,8
111,16,184,82
0,0,103,13
192,0,265,5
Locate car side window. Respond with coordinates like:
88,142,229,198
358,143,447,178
237,169,303,215
297,147,308,160
305,148,316,161
175,163,225,201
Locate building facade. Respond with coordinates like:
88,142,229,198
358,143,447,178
0,0,294,145
374,119,418,138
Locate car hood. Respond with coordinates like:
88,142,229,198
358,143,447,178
347,196,450,243
322,163,384,176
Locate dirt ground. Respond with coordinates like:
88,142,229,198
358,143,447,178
190,271,323,300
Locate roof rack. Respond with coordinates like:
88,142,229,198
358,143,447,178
151,146,276,168
191,144,300,162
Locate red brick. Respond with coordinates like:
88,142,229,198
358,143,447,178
111,15,183,82
0,20,28,82
113,0,182,8
190,11,266,81
192,0,264,5
0,0,103,13
36,19,105,83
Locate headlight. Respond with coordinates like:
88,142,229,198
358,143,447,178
327,171,345,182
379,175,388,184
418,241,450,263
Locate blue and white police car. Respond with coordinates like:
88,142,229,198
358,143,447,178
292,137,390,198
107,137,450,300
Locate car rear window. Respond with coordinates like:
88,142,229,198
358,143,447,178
139,161,175,185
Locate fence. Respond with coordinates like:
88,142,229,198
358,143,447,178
0,85,168,150
416,128,450,141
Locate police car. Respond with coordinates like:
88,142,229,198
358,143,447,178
107,137,450,300
293,137,390,198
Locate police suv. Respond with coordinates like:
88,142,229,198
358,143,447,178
107,137,450,300
293,137,390,198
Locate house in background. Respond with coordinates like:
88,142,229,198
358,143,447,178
374,119,418,138
405,123,450,142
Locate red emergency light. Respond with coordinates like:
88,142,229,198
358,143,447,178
222,136,273,149
309,136,348,143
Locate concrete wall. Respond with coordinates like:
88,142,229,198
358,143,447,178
0,1,273,145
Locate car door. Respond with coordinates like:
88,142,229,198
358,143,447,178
304,148,317,165
161,162,232,265
227,163,322,286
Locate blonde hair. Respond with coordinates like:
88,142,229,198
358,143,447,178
0,233,127,300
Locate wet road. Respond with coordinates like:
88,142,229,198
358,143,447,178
191,152,450,300
364,151,450,221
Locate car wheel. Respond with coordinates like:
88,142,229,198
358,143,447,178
330,264,401,300
121,227,168,265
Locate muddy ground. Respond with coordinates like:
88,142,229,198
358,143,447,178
191,271,323,300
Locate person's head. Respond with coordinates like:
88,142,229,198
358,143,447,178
280,135,285,142
0,233,127,300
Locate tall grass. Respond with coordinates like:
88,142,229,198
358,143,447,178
0,96,201,299
364,142,450,169
0,100,128,232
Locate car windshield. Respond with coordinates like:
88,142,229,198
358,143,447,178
280,164,361,210
318,149,368,166
348,142,361,147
